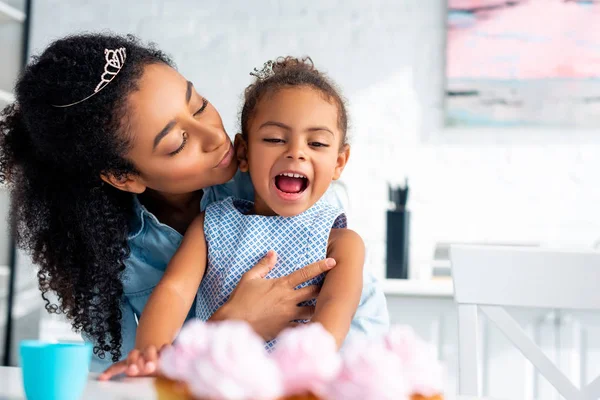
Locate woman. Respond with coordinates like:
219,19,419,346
0,33,389,375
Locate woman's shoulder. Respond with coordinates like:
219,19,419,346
124,196,184,295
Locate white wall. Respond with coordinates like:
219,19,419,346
28,0,600,282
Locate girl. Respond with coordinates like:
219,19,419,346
0,34,389,377
121,57,367,371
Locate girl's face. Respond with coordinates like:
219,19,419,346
105,63,238,195
238,86,350,217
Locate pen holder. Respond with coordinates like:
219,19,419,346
386,208,410,279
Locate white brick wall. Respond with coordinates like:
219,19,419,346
29,0,600,281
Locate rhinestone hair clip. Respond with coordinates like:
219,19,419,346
52,47,127,108
249,60,275,80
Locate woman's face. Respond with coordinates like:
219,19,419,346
116,63,237,195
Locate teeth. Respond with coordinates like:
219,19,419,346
279,172,306,179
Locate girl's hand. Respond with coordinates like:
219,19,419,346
211,250,336,341
98,344,169,381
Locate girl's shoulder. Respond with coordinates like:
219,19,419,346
327,227,365,260
328,227,362,244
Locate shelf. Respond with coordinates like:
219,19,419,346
0,1,25,23
1,0,28,368
382,278,454,298
0,89,15,104
0,286,41,322
0,266,10,299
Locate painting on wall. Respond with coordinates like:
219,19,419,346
445,0,600,128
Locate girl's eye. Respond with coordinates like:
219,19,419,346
309,142,329,148
263,138,285,144
169,132,189,156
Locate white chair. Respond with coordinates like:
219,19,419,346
450,245,600,400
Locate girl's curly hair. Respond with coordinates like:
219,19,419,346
0,33,173,362
241,56,349,145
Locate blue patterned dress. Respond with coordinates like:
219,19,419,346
196,197,347,349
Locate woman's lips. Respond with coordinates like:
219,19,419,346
215,144,234,168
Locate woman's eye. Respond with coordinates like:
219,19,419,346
193,98,208,117
169,132,189,156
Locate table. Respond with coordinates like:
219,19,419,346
0,367,156,400
0,366,500,400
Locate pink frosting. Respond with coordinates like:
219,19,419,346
384,325,445,396
326,340,410,400
271,323,341,396
159,321,444,399
159,320,283,400
159,320,212,381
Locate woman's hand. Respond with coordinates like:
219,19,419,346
210,250,336,341
98,344,169,381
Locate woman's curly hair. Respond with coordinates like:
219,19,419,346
0,33,172,362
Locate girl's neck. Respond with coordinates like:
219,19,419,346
251,195,277,216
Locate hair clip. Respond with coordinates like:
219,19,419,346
52,47,127,108
250,60,275,80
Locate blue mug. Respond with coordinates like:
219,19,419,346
19,341,92,400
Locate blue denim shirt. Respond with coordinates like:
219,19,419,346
88,171,389,372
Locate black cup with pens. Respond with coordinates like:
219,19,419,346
386,179,410,279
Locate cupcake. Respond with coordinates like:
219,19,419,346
326,339,410,400
271,324,341,399
156,321,445,400
157,320,283,400
384,326,445,400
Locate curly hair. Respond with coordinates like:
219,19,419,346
0,33,173,362
241,56,349,145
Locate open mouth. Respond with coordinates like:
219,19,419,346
274,172,309,194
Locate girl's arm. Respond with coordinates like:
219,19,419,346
311,228,365,348
135,213,208,350
100,234,338,380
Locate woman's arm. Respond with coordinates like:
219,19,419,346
311,228,365,348
134,213,207,351
345,270,390,342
